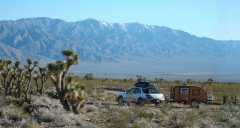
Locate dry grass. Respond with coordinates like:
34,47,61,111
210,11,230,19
1,77,240,128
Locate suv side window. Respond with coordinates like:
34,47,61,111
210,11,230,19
143,88,149,94
127,88,135,94
133,88,141,94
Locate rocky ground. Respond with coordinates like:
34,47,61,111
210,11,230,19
0,92,240,128
0,95,96,128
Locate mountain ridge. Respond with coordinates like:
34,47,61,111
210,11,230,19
3,17,237,41
0,17,240,79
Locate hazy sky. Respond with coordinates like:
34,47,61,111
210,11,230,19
0,0,239,40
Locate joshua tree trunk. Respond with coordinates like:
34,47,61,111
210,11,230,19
7,76,14,95
16,80,22,98
25,73,33,102
3,78,7,96
15,73,24,98
52,72,70,110
39,76,46,95
34,78,39,93
2,72,10,96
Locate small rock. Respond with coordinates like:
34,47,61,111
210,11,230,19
85,105,98,113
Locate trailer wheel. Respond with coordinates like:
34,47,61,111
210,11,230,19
191,101,199,108
154,100,161,106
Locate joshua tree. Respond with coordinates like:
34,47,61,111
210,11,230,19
23,59,38,102
14,65,25,98
0,59,13,95
33,67,48,95
48,49,79,110
1,60,21,97
0,58,39,103
7,61,21,96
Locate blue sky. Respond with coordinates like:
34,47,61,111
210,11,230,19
0,0,239,40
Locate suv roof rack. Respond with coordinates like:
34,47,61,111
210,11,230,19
134,81,155,88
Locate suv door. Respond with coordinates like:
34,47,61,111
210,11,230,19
129,88,142,102
126,88,135,102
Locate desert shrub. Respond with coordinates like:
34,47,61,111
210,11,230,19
84,73,94,80
184,110,203,127
134,108,154,120
64,83,87,114
219,105,240,114
106,109,131,128
216,105,240,125
132,123,142,128
0,104,29,121
131,118,154,128
26,121,41,128
167,112,186,128
123,78,128,82
98,107,134,128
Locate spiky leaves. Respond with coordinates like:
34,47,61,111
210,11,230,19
0,59,12,71
48,61,65,73
62,50,75,57
14,61,20,68
48,50,79,73
62,49,79,69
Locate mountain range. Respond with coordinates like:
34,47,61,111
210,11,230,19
0,17,240,81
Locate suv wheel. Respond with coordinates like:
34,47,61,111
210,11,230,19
136,98,145,106
117,96,125,105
